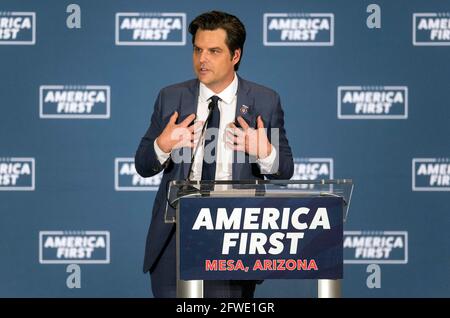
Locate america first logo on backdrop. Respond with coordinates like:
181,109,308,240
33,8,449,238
0,157,35,190
39,231,110,264
263,13,334,46
344,231,408,264
115,158,162,191
0,11,35,45
338,86,408,119
413,158,450,191
115,12,186,45
39,85,110,119
413,13,450,46
289,158,333,189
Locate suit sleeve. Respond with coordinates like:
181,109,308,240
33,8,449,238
135,91,168,178
265,92,294,180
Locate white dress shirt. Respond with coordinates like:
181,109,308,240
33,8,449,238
154,73,277,180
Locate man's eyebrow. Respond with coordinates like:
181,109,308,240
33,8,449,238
193,45,223,50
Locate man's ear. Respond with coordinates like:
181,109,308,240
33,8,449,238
232,49,241,65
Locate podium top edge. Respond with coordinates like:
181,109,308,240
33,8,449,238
169,179,353,186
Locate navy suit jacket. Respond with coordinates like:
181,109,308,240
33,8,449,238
135,76,294,273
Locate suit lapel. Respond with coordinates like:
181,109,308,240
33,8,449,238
178,80,199,121
180,80,200,180
233,77,255,180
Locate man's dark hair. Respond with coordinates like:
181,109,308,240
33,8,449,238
189,11,246,71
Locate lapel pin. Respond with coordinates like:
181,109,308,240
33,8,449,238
240,104,249,115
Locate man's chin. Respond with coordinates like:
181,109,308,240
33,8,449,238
197,77,213,86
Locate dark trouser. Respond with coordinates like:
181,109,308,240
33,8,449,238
149,231,256,298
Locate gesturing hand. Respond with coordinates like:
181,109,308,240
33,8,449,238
226,115,273,159
156,112,203,153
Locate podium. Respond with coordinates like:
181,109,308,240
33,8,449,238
165,179,353,298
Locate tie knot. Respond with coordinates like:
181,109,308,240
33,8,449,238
209,95,220,108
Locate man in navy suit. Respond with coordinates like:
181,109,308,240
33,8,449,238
135,11,294,298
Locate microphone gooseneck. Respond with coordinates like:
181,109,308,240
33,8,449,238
185,99,217,181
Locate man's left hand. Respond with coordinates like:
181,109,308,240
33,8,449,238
226,115,272,159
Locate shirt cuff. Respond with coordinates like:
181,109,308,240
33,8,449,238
154,139,171,165
257,146,278,174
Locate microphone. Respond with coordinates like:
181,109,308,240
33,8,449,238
166,99,217,207
185,99,216,182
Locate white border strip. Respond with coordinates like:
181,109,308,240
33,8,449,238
0,157,35,191
263,13,334,46
39,231,110,264
413,13,450,46
338,86,408,119
39,85,110,119
115,157,159,191
115,12,186,46
412,158,450,191
0,12,36,45
344,231,408,264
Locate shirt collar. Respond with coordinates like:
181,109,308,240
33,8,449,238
199,73,238,104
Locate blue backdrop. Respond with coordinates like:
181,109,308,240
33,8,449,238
0,0,449,297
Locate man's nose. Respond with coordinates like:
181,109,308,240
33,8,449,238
199,51,208,64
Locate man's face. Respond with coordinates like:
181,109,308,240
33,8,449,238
193,28,240,93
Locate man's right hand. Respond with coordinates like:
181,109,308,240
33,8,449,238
156,112,202,153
